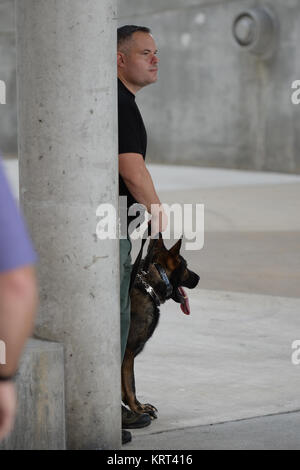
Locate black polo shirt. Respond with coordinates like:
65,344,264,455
118,78,147,233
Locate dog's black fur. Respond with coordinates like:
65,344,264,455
121,234,200,418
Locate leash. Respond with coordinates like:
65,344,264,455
129,222,155,293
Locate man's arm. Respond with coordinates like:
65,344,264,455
0,265,37,441
119,153,168,232
0,158,38,441
119,153,160,211
0,266,38,378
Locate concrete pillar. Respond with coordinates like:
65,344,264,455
16,0,120,449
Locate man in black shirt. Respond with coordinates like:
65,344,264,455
118,77,147,235
117,25,168,443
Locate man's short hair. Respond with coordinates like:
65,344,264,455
117,25,151,51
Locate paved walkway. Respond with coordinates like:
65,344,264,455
125,289,300,449
128,411,300,450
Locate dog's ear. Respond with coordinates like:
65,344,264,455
157,232,167,250
147,233,166,253
169,236,183,255
143,234,167,271
143,238,158,271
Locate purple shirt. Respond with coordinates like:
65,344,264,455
0,157,37,272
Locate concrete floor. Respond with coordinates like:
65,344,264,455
125,289,300,449
128,411,300,450
185,231,300,298
3,160,300,450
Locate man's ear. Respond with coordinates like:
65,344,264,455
117,51,125,67
169,236,183,255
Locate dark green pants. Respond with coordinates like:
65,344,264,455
120,238,132,362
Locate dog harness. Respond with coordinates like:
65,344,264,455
135,264,173,307
154,263,173,298
136,271,161,306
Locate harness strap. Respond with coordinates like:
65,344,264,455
154,263,173,298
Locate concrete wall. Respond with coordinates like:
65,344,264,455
118,0,300,173
1,0,300,171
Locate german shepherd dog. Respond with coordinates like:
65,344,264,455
121,234,200,419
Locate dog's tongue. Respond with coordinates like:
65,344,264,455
178,287,190,315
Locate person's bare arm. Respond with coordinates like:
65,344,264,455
119,153,160,211
119,153,168,233
0,265,37,440
0,265,38,378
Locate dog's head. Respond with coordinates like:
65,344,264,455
142,233,200,314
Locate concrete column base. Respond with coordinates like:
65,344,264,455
0,339,65,450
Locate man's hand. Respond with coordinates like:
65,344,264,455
150,204,168,237
0,381,16,441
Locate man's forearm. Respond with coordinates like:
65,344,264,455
123,167,161,213
0,267,38,377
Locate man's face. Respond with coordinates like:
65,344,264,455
118,32,159,89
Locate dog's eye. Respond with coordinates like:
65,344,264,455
176,261,186,275
178,256,187,268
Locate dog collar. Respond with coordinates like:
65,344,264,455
135,272,161,307
154,263,173,299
